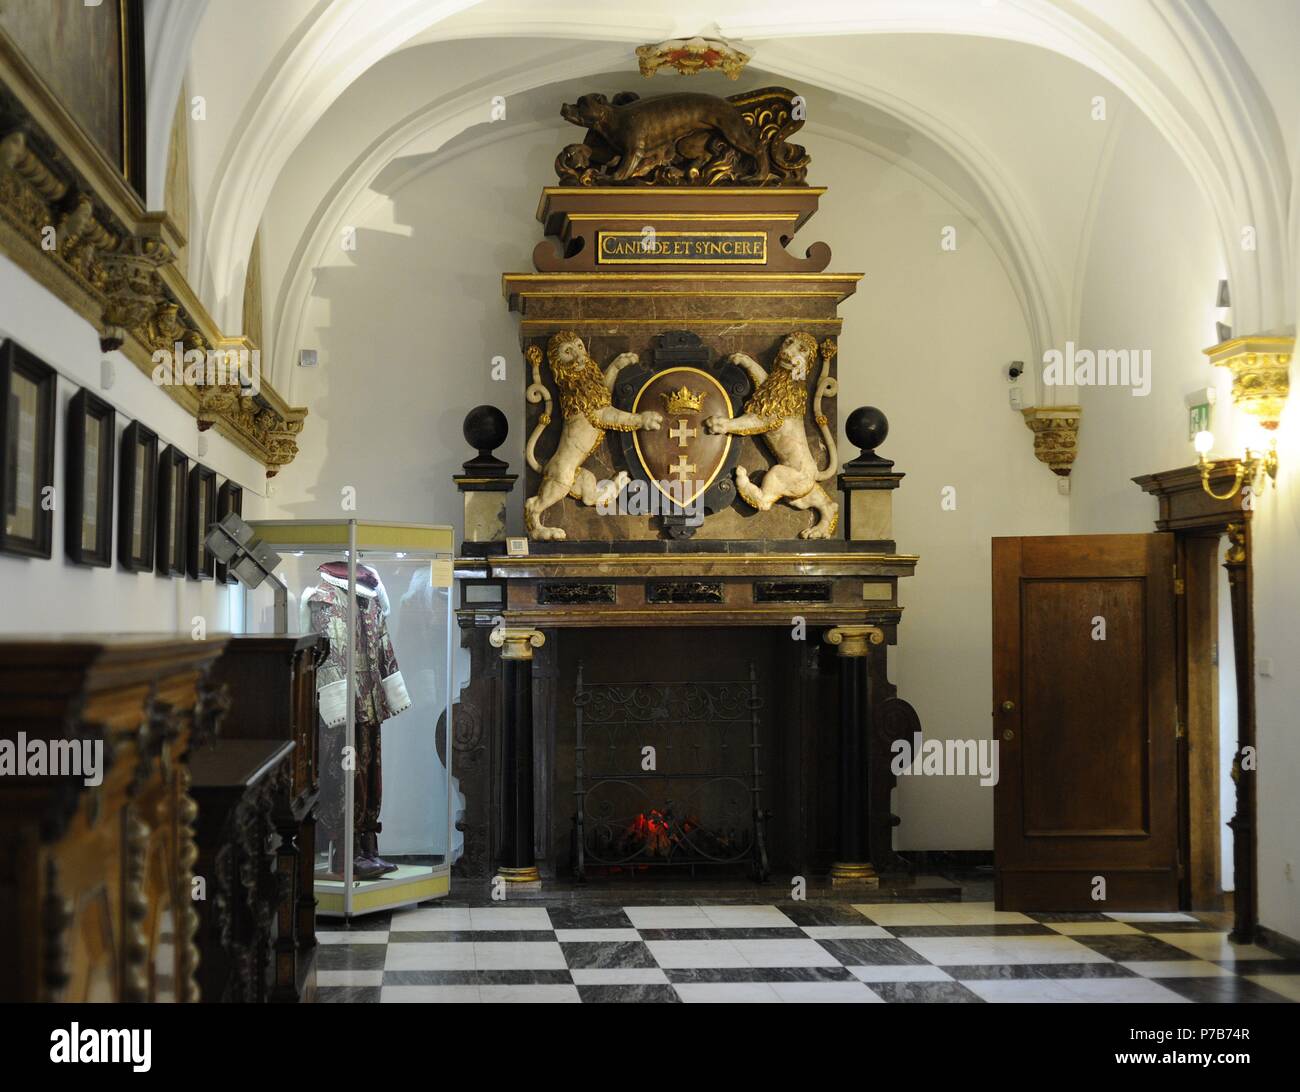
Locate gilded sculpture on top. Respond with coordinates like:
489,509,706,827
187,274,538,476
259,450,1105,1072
555,86,810,187
705,332,840,538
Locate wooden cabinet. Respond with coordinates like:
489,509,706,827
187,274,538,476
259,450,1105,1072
206,634,326,1001
189,739,295,1004
0,636,229,1003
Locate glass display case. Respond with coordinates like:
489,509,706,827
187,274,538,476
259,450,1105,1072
245,520,455,918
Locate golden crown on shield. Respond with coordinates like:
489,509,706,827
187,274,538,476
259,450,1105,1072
661,385,705,415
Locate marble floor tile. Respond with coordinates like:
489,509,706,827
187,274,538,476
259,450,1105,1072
645,939,748,968
577,984,681,1003
770,981,881,1003
387,906,471,931
317,931,388,945
1148,932,1283,962
380,984,481,1003
674,982,782,1003
468,907,554,931
817,938,930,965
1155,976,1293,1003
701,905,796,928
902,936,1107,966
478,984,582,1003
624,905,715,929
1065,934,1197,963
318,944,390,971
851,903,952,927
560,940,657,969
569,967,670,986
964,978,1080,1003
544,906,634,931
473,941,568,970
1044,921,1140,936
846,964,954,983
383,942,476,971
1122,960,1233,978
729,938,841,968
1060,978,1191,1003
779,903,879,927
315,986,382,1003
866,981,984,1003
1242,974,1300,1002
1103,911,1198,923
800,925,892,940
316,970,384,987
476,969,573,986
663,966,854,983
931,901,1035,926
554,928,641,942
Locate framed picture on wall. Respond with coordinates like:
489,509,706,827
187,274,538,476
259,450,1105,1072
0,339,57,559
0,0,148,198
156,444,187,577
187,463,217,580
215,480,243,585
65,389,115,567
118,420,157,572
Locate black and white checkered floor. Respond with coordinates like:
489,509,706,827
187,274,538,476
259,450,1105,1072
315,900,1300,1003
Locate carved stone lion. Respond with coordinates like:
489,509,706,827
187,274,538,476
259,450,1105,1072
705,332,839,538
524,332,663,539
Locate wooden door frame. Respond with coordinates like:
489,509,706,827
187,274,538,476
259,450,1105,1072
1134,462,1255,940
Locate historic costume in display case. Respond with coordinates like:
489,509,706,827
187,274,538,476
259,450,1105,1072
244,520,455,918
306,560,411,880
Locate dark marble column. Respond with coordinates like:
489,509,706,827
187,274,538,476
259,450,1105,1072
490,627,545,883
1223,522,1256,942
823,625,885,888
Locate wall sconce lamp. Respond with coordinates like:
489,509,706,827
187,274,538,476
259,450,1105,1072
1196,334,1292,500
1193,428,1276,499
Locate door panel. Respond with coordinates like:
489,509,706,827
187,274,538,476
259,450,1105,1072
993,533,1178,910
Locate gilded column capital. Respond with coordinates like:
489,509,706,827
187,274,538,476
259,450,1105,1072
822,625,885,658
489,627,546,660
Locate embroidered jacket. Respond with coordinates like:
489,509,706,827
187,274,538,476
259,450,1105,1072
308,564,411,728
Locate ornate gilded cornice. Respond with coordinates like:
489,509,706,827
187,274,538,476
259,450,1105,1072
1022,405,1081,476
0,33,306,477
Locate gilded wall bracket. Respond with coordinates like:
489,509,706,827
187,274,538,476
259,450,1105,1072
1022,405,1081,477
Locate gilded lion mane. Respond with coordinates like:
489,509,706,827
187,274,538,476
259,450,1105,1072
547,331,613,424
744,360,808,422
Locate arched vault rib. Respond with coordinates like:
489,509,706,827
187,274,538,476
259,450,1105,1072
198,1,1290,344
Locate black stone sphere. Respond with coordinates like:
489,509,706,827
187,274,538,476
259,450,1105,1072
846,405,888,454
463,405,508,454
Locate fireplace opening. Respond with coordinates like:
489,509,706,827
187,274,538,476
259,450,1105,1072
572,663,769,880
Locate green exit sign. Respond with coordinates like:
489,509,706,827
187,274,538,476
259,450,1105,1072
1188,401,1210,440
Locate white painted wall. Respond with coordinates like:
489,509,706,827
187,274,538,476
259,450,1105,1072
0,254,266,635
264,122,1067,852
1070,104,1300,941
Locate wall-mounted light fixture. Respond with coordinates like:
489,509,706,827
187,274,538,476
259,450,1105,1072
1194,334,1292,500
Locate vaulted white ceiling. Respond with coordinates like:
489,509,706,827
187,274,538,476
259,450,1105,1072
147,0,1297,376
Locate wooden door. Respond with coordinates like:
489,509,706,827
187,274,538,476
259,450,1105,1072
992,534,1179,910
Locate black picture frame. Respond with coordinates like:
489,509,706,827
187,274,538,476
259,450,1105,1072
0,339,57,559
215,480,244,585
155,444,187,577
118,420,157,572
187,463,217,580
65,389,115,567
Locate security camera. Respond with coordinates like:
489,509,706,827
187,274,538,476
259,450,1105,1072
1007,361,1024,381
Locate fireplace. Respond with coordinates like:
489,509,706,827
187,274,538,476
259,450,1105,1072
570,660,768,880
448,84,921,889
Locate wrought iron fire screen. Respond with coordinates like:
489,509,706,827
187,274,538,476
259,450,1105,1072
572,662,769,880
